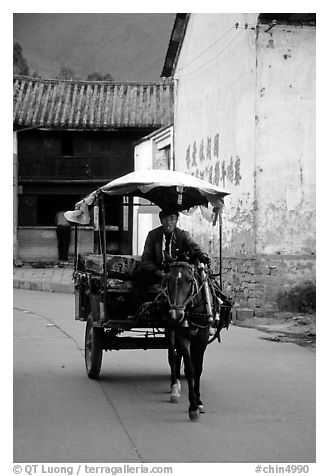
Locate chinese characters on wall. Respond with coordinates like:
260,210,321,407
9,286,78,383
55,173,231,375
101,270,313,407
185,133,242,187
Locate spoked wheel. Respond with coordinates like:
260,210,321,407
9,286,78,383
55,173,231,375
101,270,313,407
85,316,103,379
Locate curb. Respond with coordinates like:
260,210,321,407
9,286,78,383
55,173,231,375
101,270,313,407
13,278,74,294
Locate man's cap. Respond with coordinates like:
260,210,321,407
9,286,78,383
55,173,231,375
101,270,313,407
159,208,180,219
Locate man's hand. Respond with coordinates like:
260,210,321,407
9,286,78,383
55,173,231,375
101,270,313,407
199,253,211,265
155,269,166,279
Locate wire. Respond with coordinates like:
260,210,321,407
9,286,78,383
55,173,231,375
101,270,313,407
178,28,245,78
176,20,313,79
177,25,235,73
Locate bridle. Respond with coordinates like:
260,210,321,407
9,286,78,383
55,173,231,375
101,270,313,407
160,262,207,325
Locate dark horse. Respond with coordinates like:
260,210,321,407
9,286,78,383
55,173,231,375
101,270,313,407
161,261,231,420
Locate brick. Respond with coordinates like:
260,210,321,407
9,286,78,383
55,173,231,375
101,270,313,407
248,291,264,299
254,308,266,317
236,308,254,320
247,298,264,307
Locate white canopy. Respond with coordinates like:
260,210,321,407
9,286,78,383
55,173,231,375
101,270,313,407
65,169,230,224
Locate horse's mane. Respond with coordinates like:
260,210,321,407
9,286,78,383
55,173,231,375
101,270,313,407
168,261,195,273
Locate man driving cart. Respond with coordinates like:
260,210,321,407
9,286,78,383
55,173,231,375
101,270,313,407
131,207,211,313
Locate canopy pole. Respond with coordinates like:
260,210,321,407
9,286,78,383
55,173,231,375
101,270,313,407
74,224,78,273
219,211,223,289
100,194,108,321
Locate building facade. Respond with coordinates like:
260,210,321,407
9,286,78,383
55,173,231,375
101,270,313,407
132,125,174,255
13,76,174,262
162,13,316,315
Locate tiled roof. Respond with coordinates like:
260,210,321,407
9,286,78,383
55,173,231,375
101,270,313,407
13,76,174,130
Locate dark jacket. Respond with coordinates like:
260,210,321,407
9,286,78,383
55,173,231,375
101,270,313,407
141,226,206,273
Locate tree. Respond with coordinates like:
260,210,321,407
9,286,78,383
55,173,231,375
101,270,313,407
13,42,29,76
86,72,103,81
86,71,114,81
56,66,78,80
102,73,114,81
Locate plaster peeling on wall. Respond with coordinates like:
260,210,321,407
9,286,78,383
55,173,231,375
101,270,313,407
260,201,314,254
298,158,304,186
286,187,302,210
223,199,256,253
228,229,254,254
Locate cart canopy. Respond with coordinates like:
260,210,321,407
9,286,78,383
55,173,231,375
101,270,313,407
65,169,230,225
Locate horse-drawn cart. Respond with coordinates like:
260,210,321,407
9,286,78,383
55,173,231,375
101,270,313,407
74,252,170,377
66,170,232,418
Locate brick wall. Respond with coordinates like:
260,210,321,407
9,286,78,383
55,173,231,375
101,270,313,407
216,254,315,317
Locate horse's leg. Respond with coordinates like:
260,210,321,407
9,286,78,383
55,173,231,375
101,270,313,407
175,349,182,393
166,328,181,403
191,328,209,413
176,330,199,420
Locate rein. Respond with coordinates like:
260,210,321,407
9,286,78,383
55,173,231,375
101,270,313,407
160,262,208,325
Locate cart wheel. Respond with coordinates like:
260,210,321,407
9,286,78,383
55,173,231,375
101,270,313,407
85,316,103,379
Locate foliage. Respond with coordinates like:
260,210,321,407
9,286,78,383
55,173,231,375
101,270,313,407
277,280,316,313
13,42,29,75
56,66,79,80
13,45,115,81
86,71,114,81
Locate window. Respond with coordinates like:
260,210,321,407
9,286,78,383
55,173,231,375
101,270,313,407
18,194,80,226
61,133,74,156
37,195,80,225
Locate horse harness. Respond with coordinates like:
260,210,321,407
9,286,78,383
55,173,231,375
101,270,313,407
160,262,214,331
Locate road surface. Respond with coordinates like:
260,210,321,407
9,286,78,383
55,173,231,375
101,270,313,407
13,289,315,463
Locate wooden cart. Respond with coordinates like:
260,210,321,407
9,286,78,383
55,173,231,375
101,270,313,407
65,170,230,378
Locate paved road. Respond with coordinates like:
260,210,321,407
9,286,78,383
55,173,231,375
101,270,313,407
13,289,316,463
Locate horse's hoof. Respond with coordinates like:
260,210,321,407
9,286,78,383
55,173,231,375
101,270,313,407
170,383,181,403
189,408,200,420
198,400,205,413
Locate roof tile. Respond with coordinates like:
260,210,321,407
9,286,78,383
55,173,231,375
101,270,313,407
13,76,174,130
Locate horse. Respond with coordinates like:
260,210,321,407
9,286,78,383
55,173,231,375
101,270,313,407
161,261,221,420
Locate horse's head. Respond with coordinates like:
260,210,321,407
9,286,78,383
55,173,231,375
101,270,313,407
163,262,197,324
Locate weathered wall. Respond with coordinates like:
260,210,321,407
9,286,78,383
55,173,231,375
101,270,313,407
173,14,316,314
255,25,316,255
173,13,258,256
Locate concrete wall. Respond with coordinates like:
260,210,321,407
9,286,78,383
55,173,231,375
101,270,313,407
18,227,94,262
255,25,316,255
172,14,315,314
133,127,173,254
174,14,258,256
